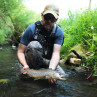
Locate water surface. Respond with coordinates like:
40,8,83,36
0,44,97,97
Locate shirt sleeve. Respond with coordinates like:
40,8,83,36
20,23,35,46
54,26,64,46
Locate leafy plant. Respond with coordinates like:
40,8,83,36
59,8,97,73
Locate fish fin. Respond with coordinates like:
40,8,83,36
34,77,42,80
34,78,39,80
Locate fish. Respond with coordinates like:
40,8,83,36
20,68,66,80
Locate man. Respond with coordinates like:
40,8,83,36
17,4,65,83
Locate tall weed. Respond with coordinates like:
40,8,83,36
59,8,97,72
59,8,97,56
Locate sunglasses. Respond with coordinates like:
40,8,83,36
43,14,57,22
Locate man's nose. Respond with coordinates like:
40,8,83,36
48,20,51,22
46,20,52,24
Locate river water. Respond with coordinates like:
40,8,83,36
0,43,97,97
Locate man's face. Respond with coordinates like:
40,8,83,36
42,13,57,31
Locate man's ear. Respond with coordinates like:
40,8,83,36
41,13,44,17
41,13,44,21
55,18,58,22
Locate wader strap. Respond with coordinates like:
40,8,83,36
50,24,57,36
34,21,41,39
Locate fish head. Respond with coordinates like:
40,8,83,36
52,72,66,80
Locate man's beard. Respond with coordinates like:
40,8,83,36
43,23,52,32
40,24,53,36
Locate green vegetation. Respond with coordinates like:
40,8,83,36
59,9,97,54
0,0,40,44
58,8,97,74
0,0,97,74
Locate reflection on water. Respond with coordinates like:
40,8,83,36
0,43,97,97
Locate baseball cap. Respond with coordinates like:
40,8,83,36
43,4,59,19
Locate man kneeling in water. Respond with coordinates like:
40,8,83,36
17,4,65,83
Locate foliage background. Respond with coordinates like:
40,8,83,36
0,0,40,44
58,8,97,74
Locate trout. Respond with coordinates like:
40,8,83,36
21,68,66,80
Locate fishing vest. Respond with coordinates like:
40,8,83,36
33,21,58,59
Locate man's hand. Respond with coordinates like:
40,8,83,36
46,68,57,83
23,64,29,69
23,65,29,74
48,78,57,83
46,76,57,83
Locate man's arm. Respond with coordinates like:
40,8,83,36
17,43,29,69
49,44,61,70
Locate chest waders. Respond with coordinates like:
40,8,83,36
33,21,57,59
